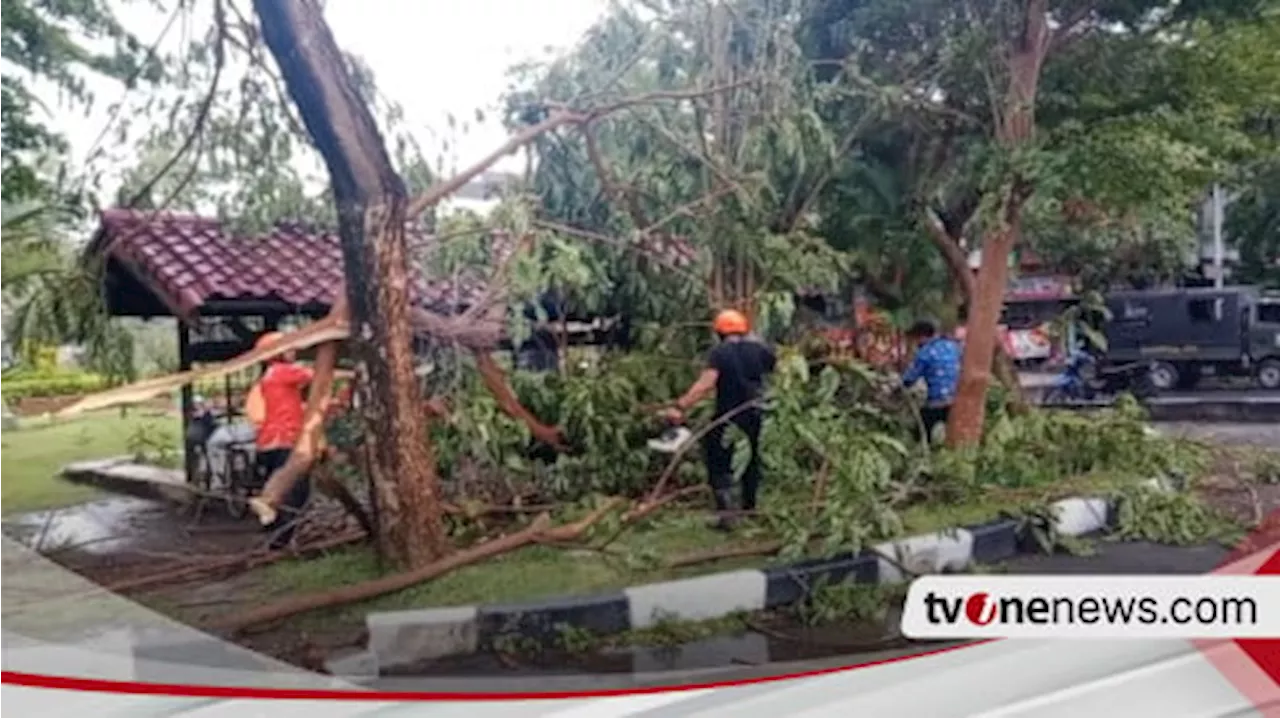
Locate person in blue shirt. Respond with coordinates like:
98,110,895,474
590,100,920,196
901,318,961,443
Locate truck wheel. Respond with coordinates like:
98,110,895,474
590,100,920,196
1131,372,1159,400
1147,361,1179,392
1257,359,1280,390
1042,387,1067,405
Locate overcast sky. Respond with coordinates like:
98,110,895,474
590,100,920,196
31,0,609,198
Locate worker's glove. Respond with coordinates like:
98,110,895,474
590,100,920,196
658,406,685,425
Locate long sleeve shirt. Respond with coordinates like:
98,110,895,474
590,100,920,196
902,337,962,407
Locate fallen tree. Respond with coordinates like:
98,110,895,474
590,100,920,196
62,0,750,570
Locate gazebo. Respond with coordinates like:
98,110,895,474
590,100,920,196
86,208,695,481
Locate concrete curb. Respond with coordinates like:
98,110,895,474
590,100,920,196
61,458,195,506
353,490,1144,674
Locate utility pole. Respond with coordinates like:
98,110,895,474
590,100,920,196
1212,183,1225,288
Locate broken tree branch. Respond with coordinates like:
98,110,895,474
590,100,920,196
584,123,650,228
666,540,783,569
405,81,755,220
218,498,627,633
473,350,567,449
217,516,550,632
104,531,364,594
623,484,709,524
55,309,351,419
125,0,228,209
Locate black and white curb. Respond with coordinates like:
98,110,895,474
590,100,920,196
339,487,1152,677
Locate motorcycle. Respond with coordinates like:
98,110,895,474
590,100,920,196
1043,349,1160,404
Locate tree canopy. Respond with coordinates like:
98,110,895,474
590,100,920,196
3,0,1278,410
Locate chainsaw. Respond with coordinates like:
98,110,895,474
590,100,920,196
646,415,694,454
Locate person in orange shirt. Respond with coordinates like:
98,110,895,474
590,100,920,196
248,331,316,550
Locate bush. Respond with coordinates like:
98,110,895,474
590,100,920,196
420,347,918,555
0,370,110,400
929,394,1208,493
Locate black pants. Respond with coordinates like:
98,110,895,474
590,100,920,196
704,409,764,511
919,405,950,444
256,448,312,549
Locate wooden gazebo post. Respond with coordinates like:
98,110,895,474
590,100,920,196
177,322,196,483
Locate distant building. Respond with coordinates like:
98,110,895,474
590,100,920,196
437,171,520,218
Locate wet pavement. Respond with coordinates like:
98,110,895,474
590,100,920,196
2,497,183,555
1002,539,1228,575
1154,421,1280,447
0,496,259,573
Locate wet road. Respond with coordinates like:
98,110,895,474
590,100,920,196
1003,539,1228,575
1153,421,1280,447
2,497,177,555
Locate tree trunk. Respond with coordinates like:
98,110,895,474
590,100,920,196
253,0,449,567
923,210,1027,409
945,0,1050,447
946,227,1016,446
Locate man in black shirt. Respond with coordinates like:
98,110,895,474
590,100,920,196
662,309,777,530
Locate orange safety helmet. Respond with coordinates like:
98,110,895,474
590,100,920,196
254,331,286,362
713,309,749,336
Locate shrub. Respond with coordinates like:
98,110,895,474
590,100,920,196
0,370,110,400
929,394,1208,493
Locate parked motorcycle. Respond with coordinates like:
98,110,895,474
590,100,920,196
1043,349,1159,404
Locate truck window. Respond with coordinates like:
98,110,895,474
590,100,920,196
1259,304,1280,324
1188,298,1223,323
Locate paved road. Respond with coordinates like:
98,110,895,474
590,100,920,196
1155,421,1280,447
1003,539,1228,575
1147,390,1280,404
1019,372,1280,403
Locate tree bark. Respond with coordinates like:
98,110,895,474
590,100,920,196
253,0,449,567
945,0,1050,447
923,209,1027,409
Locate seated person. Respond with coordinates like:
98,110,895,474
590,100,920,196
204,396,257,483
185,395,217,446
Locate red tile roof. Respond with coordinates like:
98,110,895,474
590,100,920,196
88,209,699,322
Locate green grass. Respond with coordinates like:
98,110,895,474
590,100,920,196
1,409,180,514
241,510,750,630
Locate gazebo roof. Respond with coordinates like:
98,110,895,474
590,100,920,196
87,209,699,323
87,209,493,321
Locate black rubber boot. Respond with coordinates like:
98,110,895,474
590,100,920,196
710,489,739,532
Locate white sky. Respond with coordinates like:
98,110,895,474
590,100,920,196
29,0,610,202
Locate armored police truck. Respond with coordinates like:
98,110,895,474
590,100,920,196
1102,286,1280,391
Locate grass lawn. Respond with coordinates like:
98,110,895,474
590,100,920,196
1,409,181,515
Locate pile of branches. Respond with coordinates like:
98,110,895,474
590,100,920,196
382,346,918,508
